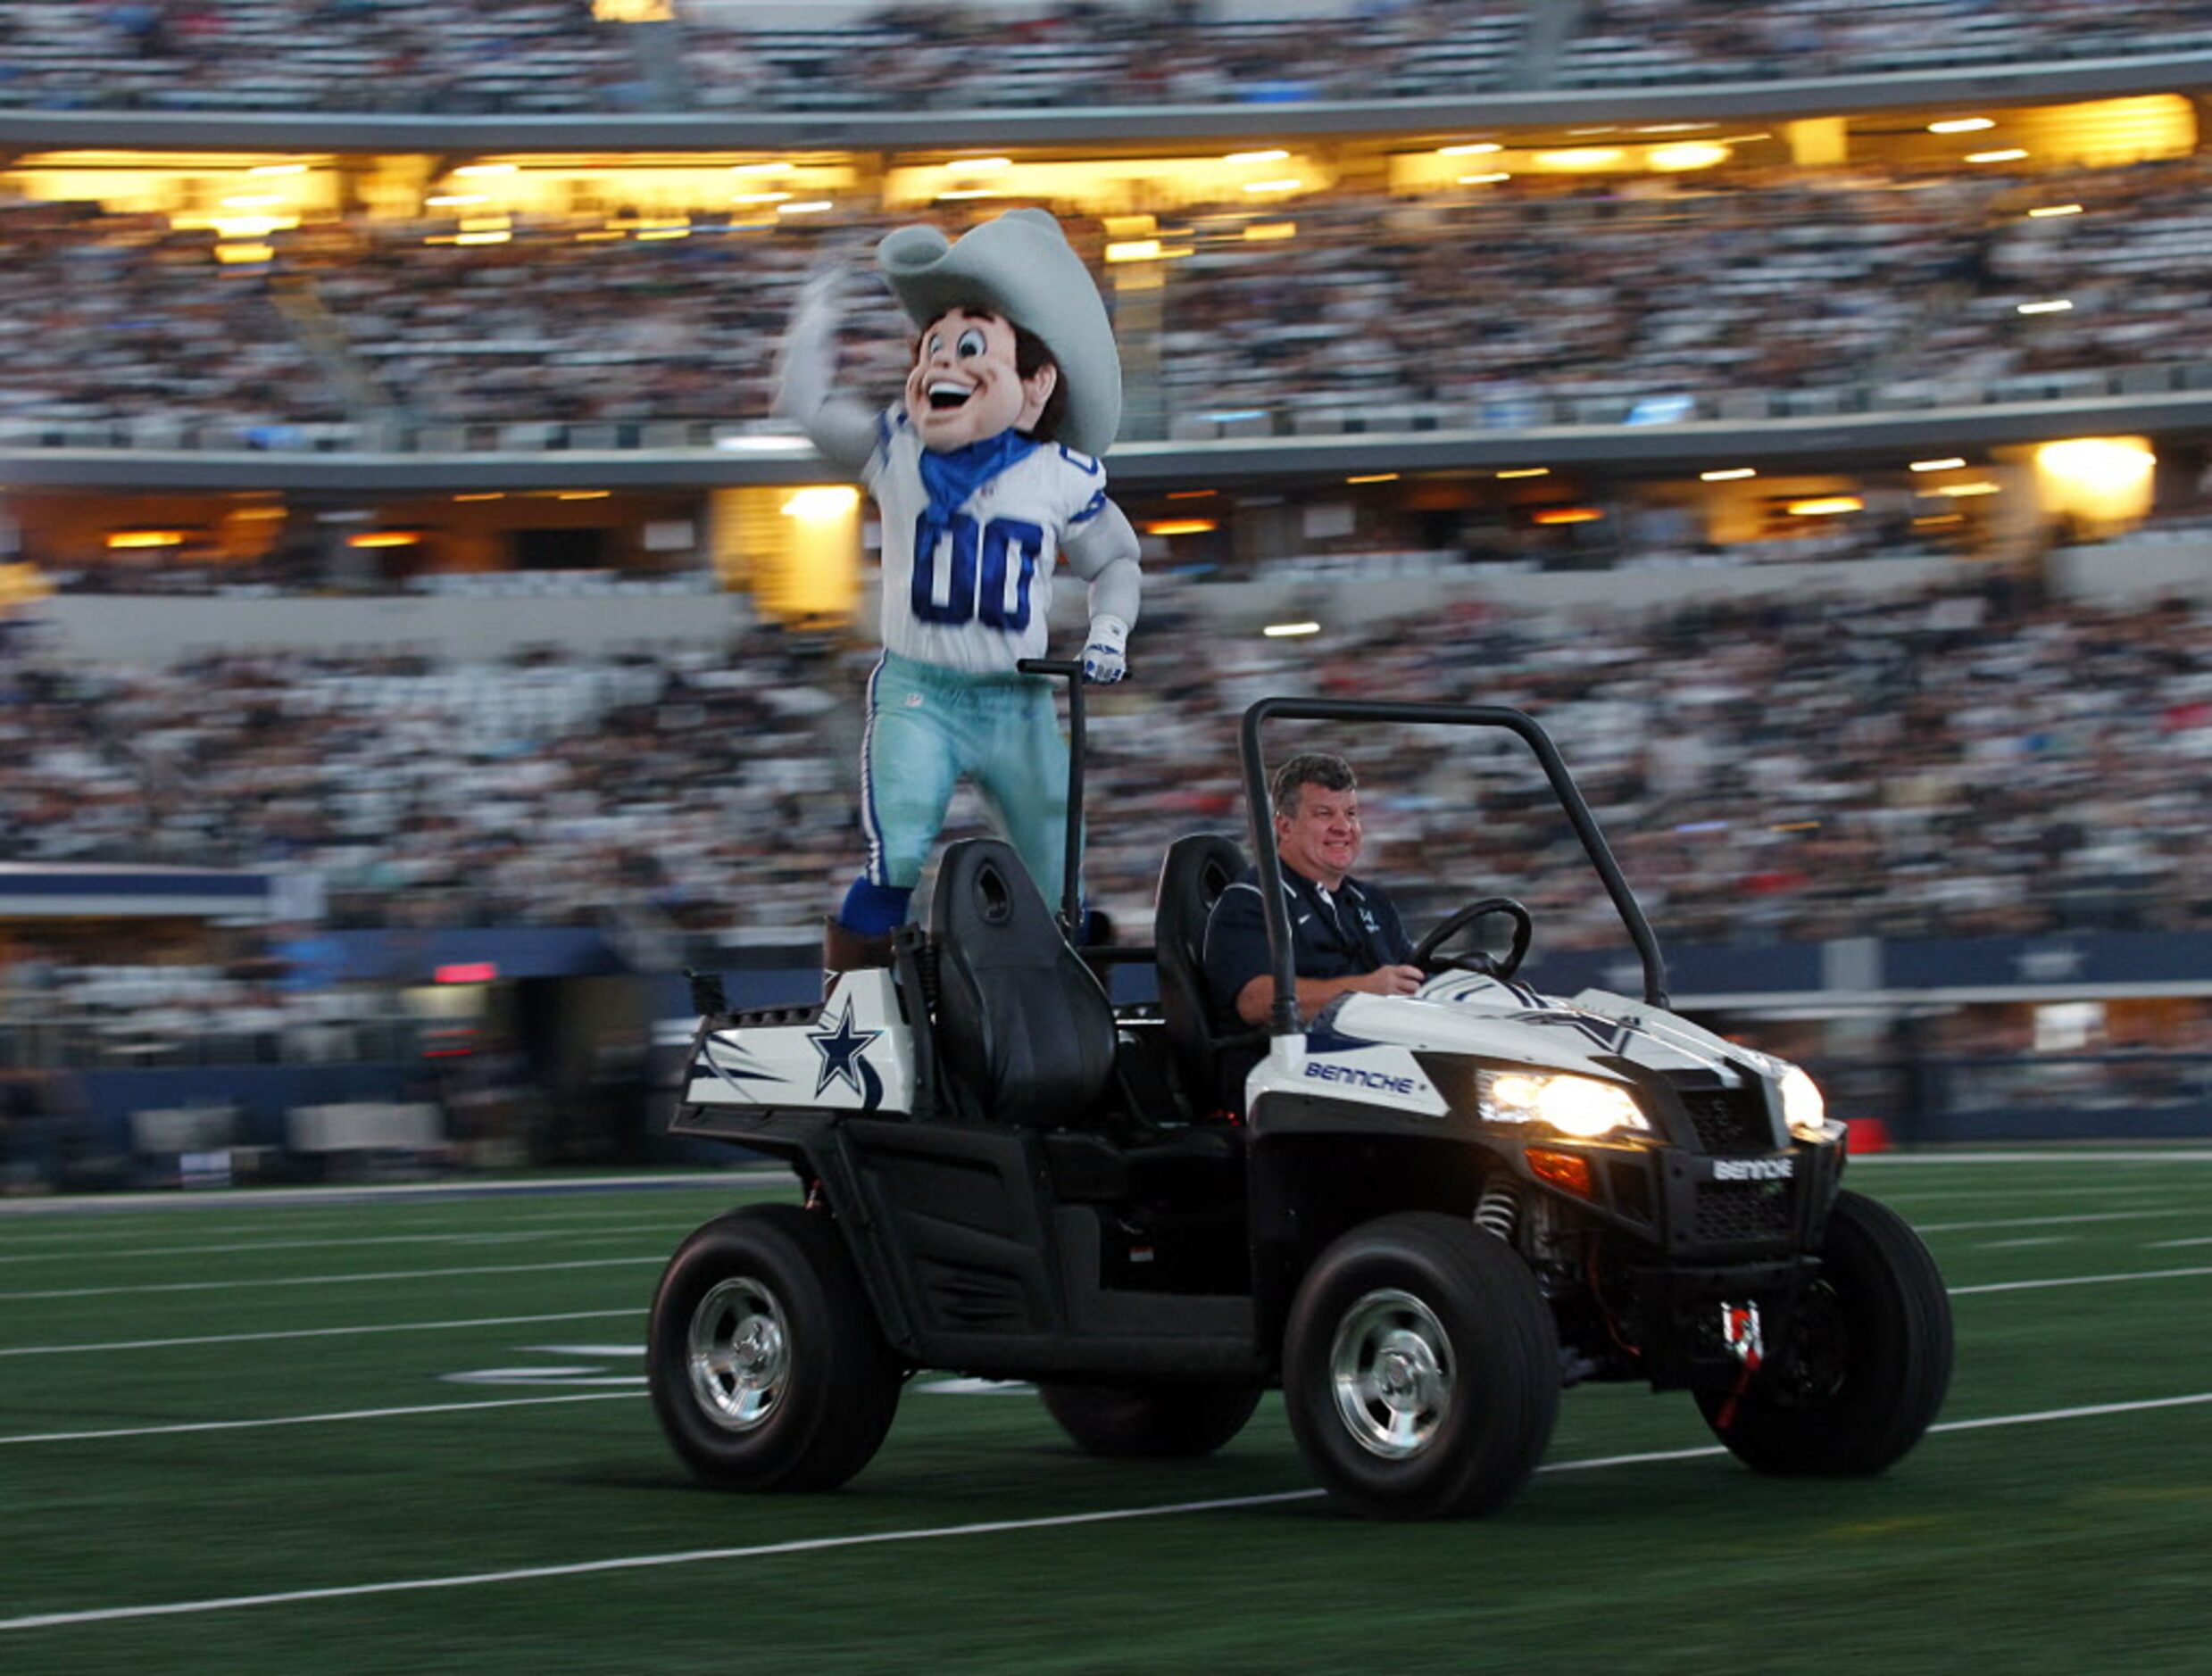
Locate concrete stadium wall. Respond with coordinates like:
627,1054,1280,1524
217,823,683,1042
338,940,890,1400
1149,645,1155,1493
35,542,2206,664
2048,535,2212,602
1179,556,1967,629
37,592,754,667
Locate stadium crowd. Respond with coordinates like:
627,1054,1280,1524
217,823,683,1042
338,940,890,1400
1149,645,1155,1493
0,0,2198,115
1555,0,2212,87
7,574,2211,983
5,154,2211,443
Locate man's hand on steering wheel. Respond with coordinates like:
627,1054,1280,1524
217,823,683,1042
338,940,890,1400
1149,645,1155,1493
1354,964,1426,999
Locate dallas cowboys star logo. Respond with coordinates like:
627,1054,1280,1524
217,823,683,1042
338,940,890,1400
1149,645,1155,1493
808,999,882,1099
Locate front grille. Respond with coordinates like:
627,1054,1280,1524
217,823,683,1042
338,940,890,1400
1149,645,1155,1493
1693,1179,1793,1244
1677,1086,1775,1155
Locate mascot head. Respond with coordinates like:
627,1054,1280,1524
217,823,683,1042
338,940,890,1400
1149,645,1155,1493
877,209,1122,458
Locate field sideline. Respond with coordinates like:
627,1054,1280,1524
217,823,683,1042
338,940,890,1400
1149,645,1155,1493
3,1152,2208,1673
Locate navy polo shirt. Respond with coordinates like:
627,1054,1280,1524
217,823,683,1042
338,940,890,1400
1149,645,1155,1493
1201,863,1414,1031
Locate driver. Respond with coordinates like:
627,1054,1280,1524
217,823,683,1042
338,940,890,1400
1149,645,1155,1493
1202,752,1422,1031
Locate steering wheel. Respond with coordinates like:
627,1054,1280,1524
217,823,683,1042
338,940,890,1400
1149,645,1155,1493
1411,897,1534,981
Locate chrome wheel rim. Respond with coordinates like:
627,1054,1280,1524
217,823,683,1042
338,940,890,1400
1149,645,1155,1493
1329,1287,1452,1460
687,1275,789,1432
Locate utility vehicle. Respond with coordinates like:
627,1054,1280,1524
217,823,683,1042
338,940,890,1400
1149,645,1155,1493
648,668,1952,1517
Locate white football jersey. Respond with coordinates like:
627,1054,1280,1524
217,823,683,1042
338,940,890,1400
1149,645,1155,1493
865,407,1111,674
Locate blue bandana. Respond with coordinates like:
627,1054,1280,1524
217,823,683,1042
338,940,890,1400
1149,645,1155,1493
916,430,1040,527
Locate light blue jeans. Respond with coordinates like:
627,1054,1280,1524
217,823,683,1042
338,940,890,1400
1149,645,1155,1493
857,651,1075,912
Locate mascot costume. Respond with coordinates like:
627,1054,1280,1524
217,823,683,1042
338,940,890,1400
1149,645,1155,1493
774,209,1143,969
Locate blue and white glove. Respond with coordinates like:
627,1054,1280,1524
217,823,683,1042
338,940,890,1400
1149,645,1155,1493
1081,614,1130,684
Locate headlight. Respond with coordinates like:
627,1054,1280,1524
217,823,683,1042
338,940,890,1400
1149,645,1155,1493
1482,1069,1651,1140
1779,1065,1834,1143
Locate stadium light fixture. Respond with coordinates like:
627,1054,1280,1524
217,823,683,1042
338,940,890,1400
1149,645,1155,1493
782,486,861,519
1928,118,1995,134
2016,299,2074,314
776,201,835,215
1537,148,1626,170
1787,497,1864,517
2037,438,2156,487
1438,142,1501,156
1534,507,1604,525
1700,468,1756,482
2035,437,2157,525
1919,481,2000,498
1647,144,1730,171
1458,172,1511,186
1263,621,1322,638
1966,148,2030,163
2028,204,2084,218
1910,457,1968,472
212,215,294,238
1346,473,1400,485
1226,149,1290,164
1144,519,1219,535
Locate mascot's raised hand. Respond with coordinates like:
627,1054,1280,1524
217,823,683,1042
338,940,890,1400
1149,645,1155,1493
772,210,1143,968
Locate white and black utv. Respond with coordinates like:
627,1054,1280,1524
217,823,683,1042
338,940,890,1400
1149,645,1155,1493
648,668,1952,1518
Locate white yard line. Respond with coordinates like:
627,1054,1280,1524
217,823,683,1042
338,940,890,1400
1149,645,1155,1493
1873,1192,2182,1213
4,1390,2208,1633
0,1172,784,1222
0,1391,638,1447
1950,1264,2212,1296
0,1203,770,1251
6,1259,2208,1440
0,1255,662,1302
0,1228,673,1266
0,1309,638,1360
1916,1207,2199,1234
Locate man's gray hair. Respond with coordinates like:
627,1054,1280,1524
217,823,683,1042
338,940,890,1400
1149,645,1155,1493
1270,752,1358,820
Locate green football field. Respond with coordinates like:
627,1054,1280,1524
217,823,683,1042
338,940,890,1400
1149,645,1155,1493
3,1151,2209,1675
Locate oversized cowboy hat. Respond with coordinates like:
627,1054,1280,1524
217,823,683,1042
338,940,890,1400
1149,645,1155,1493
877,208,1123,458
